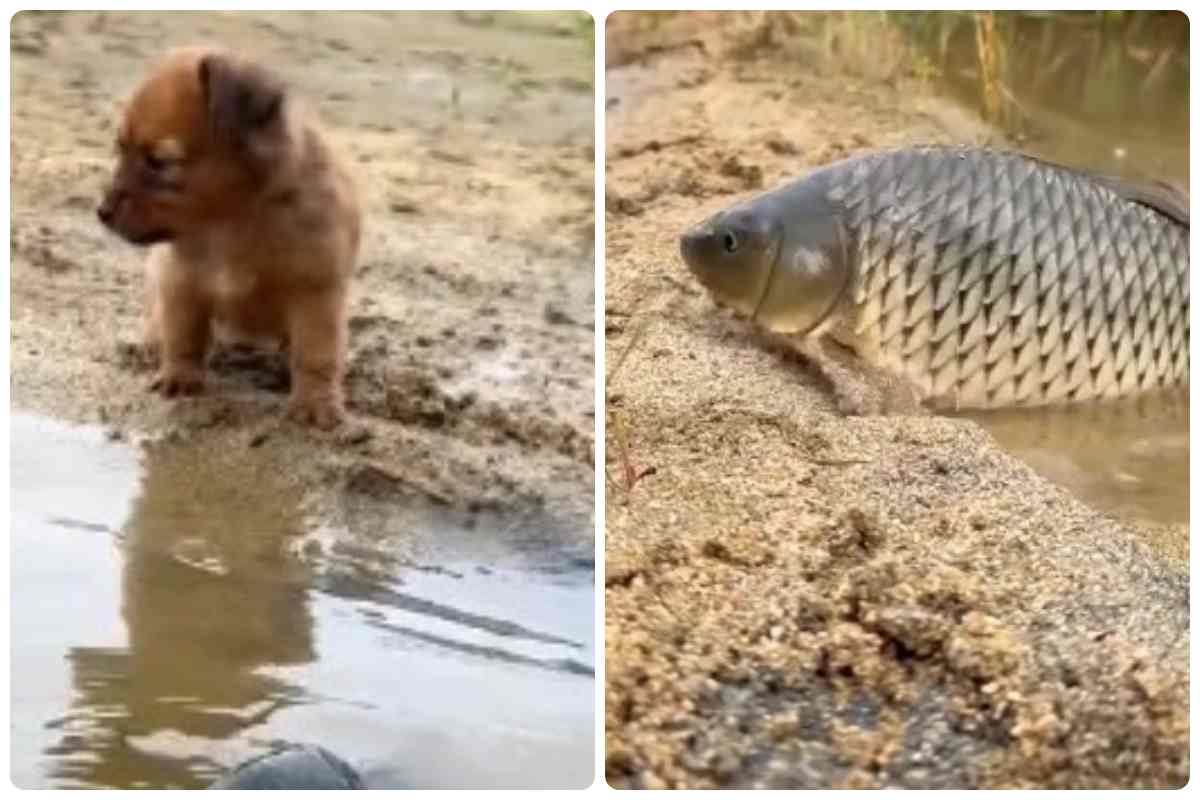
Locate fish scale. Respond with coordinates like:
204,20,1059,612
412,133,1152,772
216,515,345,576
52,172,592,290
833,146,1189,409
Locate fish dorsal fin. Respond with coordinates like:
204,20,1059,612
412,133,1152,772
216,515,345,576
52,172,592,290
1090,175,1190,228
1014,149,1190,228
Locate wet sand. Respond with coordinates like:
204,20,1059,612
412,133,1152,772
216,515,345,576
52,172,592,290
9,10,595,789
603,13,1188,789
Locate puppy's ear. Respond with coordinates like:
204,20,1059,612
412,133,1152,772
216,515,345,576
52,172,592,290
198,53,285,147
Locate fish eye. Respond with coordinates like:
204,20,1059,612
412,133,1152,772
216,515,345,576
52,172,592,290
723,231,739,253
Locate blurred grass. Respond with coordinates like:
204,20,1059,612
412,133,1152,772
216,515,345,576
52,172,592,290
607,10,1187,182
698,11,1187,142
835,11,1183,129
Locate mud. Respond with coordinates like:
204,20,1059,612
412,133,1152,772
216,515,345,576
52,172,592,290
603,12,1187,789
9,10,595,790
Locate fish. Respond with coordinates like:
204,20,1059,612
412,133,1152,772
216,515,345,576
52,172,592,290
679,145,1189,410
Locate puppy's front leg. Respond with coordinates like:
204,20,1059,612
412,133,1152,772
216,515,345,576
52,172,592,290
150,275,210,397
286,287,347,430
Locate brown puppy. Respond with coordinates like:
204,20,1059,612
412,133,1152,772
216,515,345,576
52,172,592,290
98,46,361,429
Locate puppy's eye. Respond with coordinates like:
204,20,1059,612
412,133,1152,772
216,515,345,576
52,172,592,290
723,232,739,253
144,152,169,172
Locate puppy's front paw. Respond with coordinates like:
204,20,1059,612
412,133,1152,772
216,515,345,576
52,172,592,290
150,367,205,397
287,393,345,430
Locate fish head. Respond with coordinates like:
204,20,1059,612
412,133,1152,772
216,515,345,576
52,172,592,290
680,175,852,335
679,200,782,318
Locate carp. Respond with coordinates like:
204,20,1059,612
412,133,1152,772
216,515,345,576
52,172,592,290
679,145,1189,410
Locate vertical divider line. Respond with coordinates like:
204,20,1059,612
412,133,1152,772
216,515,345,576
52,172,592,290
592,3,608,792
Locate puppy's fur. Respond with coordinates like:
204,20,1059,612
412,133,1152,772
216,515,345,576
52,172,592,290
99,47,361,429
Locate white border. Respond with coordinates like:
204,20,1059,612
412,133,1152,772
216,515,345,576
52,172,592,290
4,3,1196,797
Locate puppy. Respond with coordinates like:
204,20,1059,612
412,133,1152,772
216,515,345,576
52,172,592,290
98,46,361,429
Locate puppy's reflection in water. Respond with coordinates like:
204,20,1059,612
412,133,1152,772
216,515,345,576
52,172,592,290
51,438,316,789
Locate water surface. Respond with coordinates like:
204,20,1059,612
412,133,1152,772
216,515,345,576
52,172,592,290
961,393,1189,527
10,412,594,789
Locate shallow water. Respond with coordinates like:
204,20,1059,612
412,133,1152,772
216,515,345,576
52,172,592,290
10,413,594,789
961,393,1189,526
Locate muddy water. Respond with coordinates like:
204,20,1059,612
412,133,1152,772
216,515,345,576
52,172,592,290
960,393,1189,526
10,413,594,789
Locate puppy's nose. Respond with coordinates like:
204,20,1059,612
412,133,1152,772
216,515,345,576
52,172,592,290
97,194,118,226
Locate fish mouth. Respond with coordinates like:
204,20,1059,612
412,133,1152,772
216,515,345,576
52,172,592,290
678,225,707,271
679,222,784,321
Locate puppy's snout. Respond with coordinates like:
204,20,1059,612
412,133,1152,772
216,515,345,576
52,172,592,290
97,192,119,226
